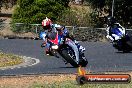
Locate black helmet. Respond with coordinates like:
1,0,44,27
107,16,116,26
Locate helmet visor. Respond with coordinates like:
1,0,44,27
43,24,50,30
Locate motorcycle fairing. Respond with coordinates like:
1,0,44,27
65,38,79,64
48,32,59,45
111,27,125,40
111,28,123,36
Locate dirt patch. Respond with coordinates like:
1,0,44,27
0,17,38,39
0,74,76,88
0,52,23,68
0,72,132,88
0,6,38,39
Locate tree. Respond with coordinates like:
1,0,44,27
114,0,132,27
11,0,69,32
12,0,69,24
55,0,70,7
85,0,132,27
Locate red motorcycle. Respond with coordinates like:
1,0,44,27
42,31,88,67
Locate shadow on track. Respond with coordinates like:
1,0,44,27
115,51,132,54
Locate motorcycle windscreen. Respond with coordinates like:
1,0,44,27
111,28,123,36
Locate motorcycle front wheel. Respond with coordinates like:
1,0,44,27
61,48,79,67
60,46,88,67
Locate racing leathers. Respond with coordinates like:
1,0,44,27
106,23,126,41
40,24,85,55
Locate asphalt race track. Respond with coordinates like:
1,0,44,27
0,39,132,75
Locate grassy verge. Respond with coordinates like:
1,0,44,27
0,52,23,67
0,74,131,88
0,52,131,88
30,80,132,88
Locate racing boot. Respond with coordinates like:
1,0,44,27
45,49,50,56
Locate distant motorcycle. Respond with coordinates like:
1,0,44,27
40,31,88,67
106,23,132,52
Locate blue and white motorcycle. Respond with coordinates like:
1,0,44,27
106,23,132,52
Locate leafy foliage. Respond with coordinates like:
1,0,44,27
55,0,70,7
86,0,132,26
86,0,106,9
57,5,93,27
12,0,69,32
85,0,132,28
114,0,132,27
13,0,69,24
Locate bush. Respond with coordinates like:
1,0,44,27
57,5,94,27
12,0,69,32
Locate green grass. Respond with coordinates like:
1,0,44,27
0,52,23,67
29,80,132,88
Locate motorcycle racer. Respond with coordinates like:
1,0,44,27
40,17,85,55
106,16,126,41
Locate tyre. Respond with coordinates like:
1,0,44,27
79,53,88,67
122,46,131,53
79,59,88,67
61,48,79,67
123,41,132,53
